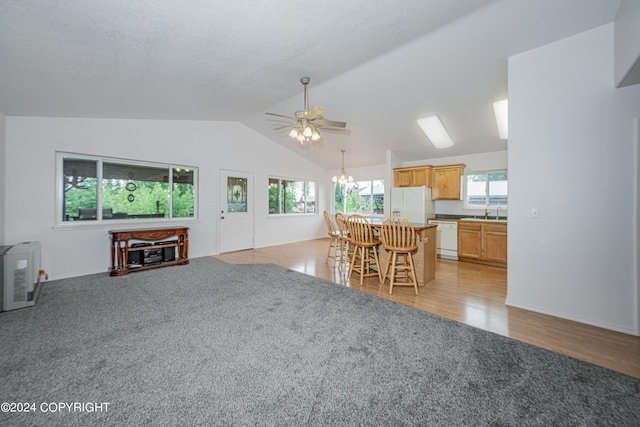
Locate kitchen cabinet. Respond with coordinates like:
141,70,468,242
483,223,507,264
458,220,506,267
458,222,482,260
393,166,432,187
432,164,465,200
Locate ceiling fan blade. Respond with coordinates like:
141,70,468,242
266,112,296,120
306,105,323,120
316,119,347,128
273,124,296,130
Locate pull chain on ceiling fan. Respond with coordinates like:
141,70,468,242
266,77,347,145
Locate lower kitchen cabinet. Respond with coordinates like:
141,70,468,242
458,222,482,259
458,221,506,267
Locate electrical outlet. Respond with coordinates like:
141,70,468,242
531,208,540,219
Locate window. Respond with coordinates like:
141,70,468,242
268,177,317,214
464,170,507,209
334,179,384,216
57,153,197,223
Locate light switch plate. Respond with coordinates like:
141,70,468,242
531,208,540,218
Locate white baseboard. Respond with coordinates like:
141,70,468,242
505,298,639,337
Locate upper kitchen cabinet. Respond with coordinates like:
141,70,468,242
431,164,465,200
393,166,432,188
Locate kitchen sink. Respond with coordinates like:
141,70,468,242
460,217,507,222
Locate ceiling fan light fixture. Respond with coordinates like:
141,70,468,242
302,124,313,138
417,115,454,149
493,99,508,139
266,77,346,147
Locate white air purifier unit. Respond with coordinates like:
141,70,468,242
1,241,42,312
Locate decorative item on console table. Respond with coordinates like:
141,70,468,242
109,227,189,276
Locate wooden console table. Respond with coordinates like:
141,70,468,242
109,227,189,276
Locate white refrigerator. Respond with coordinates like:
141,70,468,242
391,186,434,224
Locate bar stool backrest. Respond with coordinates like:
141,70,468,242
335,212,348,237
380,216,417,252
347,214,378,245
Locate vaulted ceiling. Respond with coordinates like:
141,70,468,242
0,0,621,169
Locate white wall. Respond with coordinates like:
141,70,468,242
636,118,640,335
507,24,640,335
4,117,328,280
404,151,507,217
0,110,5,245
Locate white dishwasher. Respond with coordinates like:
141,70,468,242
427,220,459,260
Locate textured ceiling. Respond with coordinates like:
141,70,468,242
0,0,622,169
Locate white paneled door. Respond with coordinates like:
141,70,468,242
219,170,254,253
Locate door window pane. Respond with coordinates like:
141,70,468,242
227,177,248,212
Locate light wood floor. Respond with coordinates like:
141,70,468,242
214,238,640,378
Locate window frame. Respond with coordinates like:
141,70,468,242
268,176,318,215
333,178,385,217
463,169,508,210
55,152,198,227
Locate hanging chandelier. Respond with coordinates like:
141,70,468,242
332,150,354,185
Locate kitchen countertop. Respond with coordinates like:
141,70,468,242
428,215,507,222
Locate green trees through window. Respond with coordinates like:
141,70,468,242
334,180,384,215
59,153,196,223
269,178,316,214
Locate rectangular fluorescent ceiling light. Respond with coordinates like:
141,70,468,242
493,99,508,139
417,116,453,149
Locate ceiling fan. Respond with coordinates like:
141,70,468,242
266,77,347,145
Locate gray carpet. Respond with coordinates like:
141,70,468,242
0,257,638,426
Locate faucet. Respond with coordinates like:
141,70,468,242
496,207,502,220
484,209,489,219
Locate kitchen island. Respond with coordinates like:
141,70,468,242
368,220,437,286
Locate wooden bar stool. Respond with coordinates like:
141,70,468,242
334,212,351,272
379,216,419,295
346,214,382,286
323,211,341,266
